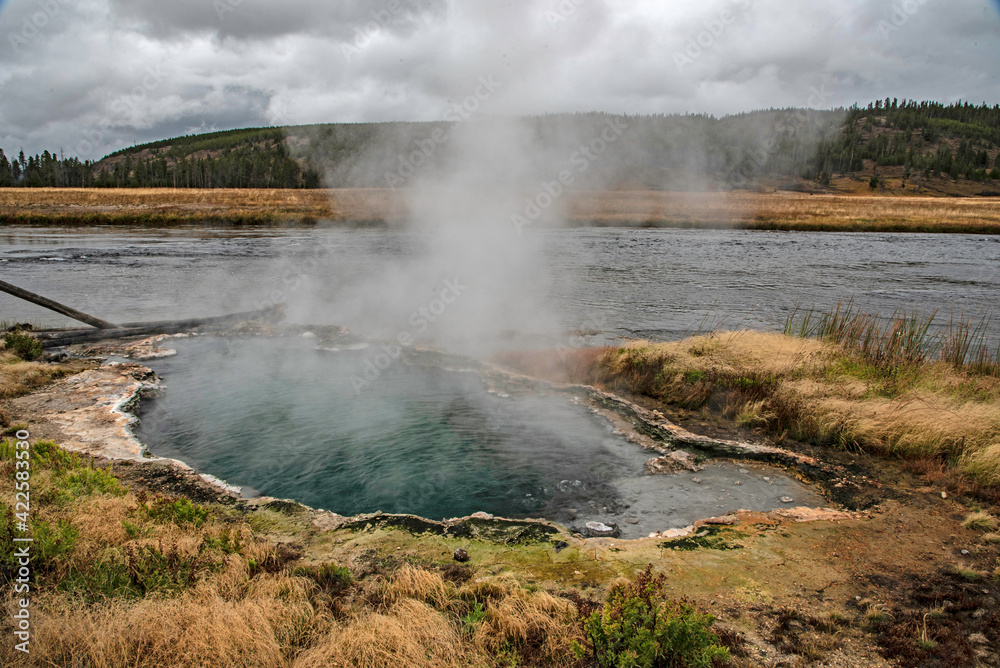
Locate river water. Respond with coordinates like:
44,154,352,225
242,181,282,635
2,227,998,341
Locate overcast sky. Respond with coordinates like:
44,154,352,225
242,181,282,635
1,0,998,159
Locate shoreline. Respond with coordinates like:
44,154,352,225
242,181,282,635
2,187,999,234
15,331,852,540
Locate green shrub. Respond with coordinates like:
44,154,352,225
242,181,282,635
202,527,244,554
584,565,729,668
684,370,707,384
3,331,43,361
47,467,126,503
144,497,209,528
0,507,76,573
31,440,80,470
122,521,152,539
59,544,211,601
0,438,78,470
33,519,79,564
460,601,488,636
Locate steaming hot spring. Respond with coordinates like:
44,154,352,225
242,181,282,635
136,334,823,539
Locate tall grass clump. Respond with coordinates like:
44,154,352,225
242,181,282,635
785,299,935,370
785,299,1000,377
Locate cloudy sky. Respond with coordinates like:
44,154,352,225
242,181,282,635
1,0,998,159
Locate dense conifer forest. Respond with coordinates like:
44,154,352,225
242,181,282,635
2,101,997,190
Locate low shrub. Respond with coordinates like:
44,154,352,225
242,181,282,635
583,565,729,667
3,330,43,361
143,497,209,528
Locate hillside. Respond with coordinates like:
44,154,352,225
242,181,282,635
1,101,998,195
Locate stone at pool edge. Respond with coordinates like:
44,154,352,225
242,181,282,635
584,521,621,538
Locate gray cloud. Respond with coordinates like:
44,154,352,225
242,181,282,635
0,0,997,157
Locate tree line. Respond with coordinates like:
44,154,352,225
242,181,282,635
0,134,320,189
805,100,1000,185
2,100,997,189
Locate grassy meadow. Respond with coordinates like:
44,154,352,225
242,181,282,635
1,187,999,233
568,190,1000,233
0,188,405,226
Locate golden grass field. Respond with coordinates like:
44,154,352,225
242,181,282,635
1,188,999,233
567,190,1000,233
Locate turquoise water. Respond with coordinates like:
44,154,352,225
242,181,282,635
138,336,649,521
136,336,824,536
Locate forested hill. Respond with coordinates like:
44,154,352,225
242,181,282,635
1,100,998,193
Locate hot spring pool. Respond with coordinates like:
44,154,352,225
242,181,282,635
137,336,825,538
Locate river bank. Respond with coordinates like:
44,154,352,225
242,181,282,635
2,188,999,234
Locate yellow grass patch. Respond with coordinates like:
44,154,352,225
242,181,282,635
2,188,999,232
566,191,1000,233
295,599,468,668
0,187,406,224
0,352,62,400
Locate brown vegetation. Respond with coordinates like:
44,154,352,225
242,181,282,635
501,328,1000,497
0,188,406,226
2,187,999,233
568,190,1000,233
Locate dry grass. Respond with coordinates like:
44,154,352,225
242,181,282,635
2,188,998,232
295,598,469,668
962,511,999,532
17,578,323,668
0,441,587,668
0,188,406,225
501,329,1000,495
567,191,1000,233
0,351,64,399
467,577,582,664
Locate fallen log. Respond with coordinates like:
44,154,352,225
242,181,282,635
37,305,284,348
0,279,120,329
